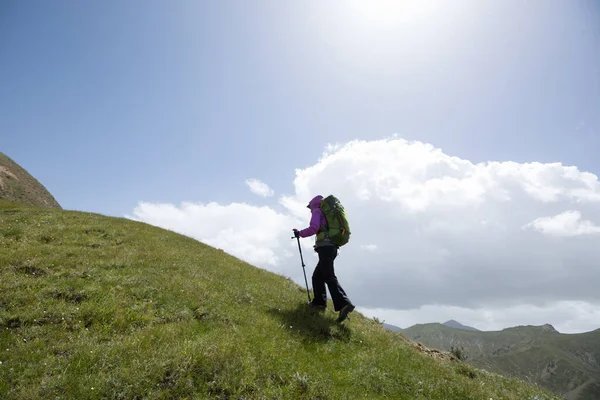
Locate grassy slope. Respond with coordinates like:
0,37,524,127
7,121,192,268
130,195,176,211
0,152,61,210
401,323,600,400
0,201,560,400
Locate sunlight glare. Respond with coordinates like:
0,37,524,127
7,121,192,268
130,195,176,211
346,0,441,31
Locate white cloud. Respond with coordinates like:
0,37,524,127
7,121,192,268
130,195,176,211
245,178,274,197
129,137,600,333
127,201,301,270
524,210,600,237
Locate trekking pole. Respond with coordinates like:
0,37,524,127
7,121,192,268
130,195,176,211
292,234,311,303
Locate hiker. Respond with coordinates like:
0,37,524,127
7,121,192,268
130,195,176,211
293,194,355,322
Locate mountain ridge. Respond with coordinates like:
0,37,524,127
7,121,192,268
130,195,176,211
382,322,402,331
443,319,480,332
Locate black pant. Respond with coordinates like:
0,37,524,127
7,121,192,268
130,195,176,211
312,245,351,311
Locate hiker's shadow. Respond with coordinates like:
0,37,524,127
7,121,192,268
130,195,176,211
267,303,351,344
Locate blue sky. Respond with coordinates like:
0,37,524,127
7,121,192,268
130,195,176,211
1,0,599,217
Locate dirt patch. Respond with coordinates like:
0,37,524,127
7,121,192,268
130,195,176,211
411,341,459,362
14,264,48,277
47,289,90,303
0,166,19,191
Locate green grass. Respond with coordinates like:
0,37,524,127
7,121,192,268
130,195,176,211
0,200,561,399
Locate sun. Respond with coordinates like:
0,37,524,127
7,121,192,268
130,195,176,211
344,0,440,30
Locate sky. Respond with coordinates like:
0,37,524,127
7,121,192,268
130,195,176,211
1,0,600,333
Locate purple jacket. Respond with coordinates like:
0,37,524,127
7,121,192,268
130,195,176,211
298,195,327,238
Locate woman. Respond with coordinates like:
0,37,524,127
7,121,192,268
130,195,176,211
293,194,355,322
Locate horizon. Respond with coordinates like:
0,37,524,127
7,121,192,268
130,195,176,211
2,0,600,333
400,319,593,334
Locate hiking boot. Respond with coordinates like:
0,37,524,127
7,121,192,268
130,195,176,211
336,303,355,323
307,302,326,312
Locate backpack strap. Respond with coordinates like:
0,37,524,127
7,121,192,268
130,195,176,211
323,211,329,240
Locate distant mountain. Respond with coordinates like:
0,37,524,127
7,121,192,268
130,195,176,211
400,322,600,400
383,322,402,331
0,152,61,209
443,319,480,332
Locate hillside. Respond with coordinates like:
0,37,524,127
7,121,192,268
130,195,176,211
0,200,560,400
401,322,600,400
0,152,61,209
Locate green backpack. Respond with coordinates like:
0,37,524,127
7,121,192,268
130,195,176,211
320,195,351,247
